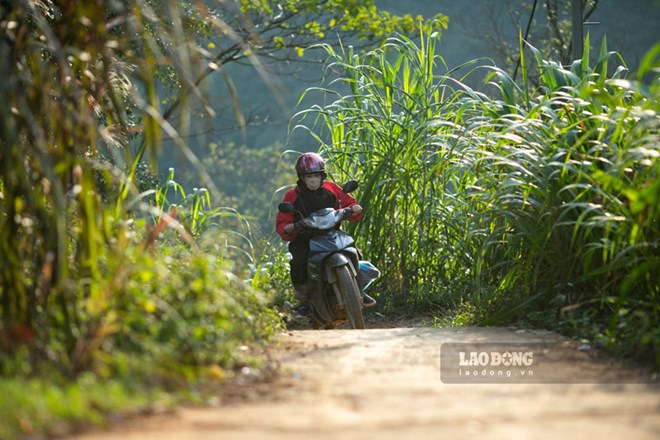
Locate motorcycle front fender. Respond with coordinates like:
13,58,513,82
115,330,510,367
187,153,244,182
323,252,358,282
323,253,358,305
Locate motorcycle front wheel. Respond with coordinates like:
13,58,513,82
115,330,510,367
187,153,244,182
335,264,366,329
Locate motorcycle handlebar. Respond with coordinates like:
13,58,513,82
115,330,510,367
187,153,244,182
291,208,354,233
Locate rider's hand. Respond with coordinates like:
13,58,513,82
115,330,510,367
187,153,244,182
342,205,362,220
284,223,296,235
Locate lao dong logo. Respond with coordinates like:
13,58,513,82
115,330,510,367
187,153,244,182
458,350,534,367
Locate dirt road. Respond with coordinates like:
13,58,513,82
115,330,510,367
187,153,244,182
72,326,659,440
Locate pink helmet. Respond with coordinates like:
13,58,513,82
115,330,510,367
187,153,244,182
295,152,326,177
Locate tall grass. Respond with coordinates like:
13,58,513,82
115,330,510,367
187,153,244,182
295,33,471,299
295,31,660,366
0,0,277,382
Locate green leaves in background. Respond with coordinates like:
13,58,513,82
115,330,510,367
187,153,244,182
296,32,660,366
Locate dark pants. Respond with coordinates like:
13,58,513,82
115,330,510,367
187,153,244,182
288,239,310,287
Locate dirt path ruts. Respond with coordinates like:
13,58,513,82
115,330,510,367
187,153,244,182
71,326,660,440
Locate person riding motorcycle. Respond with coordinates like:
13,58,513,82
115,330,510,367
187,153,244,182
276,152,377,317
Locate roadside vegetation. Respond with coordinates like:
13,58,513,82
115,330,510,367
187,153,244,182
294,30,660,368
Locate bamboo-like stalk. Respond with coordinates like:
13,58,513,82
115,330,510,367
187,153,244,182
0,0,259,373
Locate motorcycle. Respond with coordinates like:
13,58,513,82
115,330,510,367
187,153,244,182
278,180,378,330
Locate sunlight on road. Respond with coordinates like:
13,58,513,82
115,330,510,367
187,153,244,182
72,327,660,440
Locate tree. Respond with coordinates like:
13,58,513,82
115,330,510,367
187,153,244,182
148,0,449,138
462,0,600,80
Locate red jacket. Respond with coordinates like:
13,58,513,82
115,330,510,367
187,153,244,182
276,180,363,242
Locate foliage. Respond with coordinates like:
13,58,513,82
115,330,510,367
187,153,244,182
146,0,448,132
0,2,282,433
233,0,448,44
295,31,660,367
0,0,443,372
107,244,278,376
0,375,172,439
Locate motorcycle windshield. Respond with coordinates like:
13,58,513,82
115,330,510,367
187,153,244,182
305,208,342,230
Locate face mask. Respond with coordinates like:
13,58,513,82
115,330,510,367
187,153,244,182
304,174,322,191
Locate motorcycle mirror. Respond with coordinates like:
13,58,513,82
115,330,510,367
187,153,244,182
342,180,359,194
278,202,295,213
